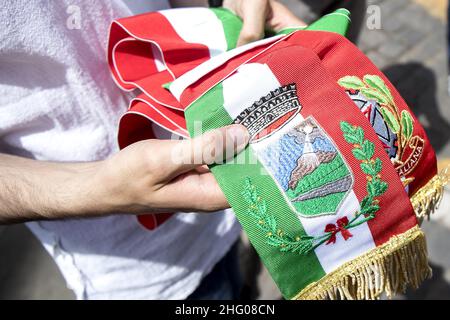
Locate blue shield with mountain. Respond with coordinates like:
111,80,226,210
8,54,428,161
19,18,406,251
260,117,354,218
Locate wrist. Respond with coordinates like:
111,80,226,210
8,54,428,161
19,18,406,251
39,160,113,219
89,157,141,216
73,160,121,216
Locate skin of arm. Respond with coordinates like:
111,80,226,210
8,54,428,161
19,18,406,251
0,125,249,224
0,155,105,224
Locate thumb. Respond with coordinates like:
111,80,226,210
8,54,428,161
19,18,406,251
168,124,250,178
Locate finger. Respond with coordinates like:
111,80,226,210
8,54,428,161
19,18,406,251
266,1,307,32
167,124,250,179
157,171,229,212
237,0,270,46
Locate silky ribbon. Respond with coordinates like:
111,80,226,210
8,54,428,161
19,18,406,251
325,217,353,245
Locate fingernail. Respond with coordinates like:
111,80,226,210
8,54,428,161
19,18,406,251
226,124,250,153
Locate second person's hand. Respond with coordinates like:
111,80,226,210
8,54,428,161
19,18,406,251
223,0,307,46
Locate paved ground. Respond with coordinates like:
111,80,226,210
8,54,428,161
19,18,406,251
0,0,449,300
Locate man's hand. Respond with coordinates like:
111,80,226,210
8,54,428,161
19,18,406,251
0,125,249,224
100,124,249,214
223,0,306,46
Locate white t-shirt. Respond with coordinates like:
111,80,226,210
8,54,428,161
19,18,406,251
0,0,241,299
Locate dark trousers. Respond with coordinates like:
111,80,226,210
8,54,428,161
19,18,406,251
187,242,242,300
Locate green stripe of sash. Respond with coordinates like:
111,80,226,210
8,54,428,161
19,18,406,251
182,8,352,298
210,8,243,51
277,8,351,36
307,8,350,35
185,83,326,299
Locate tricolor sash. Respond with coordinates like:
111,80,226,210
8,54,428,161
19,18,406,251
108,7,448,299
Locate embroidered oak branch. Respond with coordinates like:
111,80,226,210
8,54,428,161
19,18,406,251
242,178,321,255
340,121,388,229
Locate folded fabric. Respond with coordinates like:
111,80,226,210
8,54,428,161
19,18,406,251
109,7,350,144
108,8,449,299
108,7,356,229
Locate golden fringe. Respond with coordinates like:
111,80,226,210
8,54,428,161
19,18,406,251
293,226,431,300
411,165,450,220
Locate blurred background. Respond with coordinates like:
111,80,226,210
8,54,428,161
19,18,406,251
0,0,449,300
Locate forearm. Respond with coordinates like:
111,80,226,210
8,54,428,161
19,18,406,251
0,154,109,224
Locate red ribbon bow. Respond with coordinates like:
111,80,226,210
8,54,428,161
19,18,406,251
324,217,353,245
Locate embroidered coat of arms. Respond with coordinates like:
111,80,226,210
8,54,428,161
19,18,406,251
234,84,354,218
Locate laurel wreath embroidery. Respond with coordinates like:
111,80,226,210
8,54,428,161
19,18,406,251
242,121,388,255
338,75,419,174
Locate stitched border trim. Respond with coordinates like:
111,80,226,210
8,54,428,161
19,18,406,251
293,225,431,300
